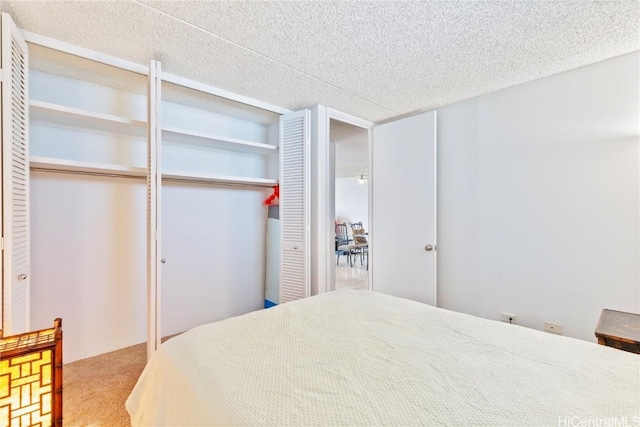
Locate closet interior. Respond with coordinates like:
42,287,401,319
24,33,285,363
29,44,148,362
158,77,281,341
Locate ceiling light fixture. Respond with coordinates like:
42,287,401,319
357,174,368,184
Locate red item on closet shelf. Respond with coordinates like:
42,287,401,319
264,185,279,206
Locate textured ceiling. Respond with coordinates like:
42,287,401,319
331,120,368,179
2,1,638,122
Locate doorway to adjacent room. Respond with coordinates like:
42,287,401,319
331,119,370,290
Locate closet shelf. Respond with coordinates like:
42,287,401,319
30,100,146,136
30,156,147,177
162,127,278,155
163,170,278,187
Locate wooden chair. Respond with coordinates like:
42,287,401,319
348,221,363,233
351,227,369,270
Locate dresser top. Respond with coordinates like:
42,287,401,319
595,309,640,345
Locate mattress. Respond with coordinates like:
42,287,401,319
126,290,640,426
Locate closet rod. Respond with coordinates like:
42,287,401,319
31,168,274,189
30,167,146,180
162,177,275,190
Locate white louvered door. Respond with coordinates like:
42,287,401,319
147,60,162,359
0,13,30,335
0,13,31,335
279,110,310,303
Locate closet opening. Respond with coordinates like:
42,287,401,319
27,43,149,363
158,79,281,342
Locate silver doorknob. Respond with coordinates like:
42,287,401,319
425,245,434,252
18,274,27,280
161,259,166,264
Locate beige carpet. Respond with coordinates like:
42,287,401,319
64,336,178,426
64,343,145,426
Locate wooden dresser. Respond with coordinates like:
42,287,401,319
594,309,640,354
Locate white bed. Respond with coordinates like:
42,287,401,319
126,290,640,426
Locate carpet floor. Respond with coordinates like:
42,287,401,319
64,335,178,426
64,342,146,426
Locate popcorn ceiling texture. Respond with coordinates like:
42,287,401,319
2,1,638,122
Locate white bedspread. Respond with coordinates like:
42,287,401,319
127,290,640,426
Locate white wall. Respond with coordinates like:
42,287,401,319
437,52,639,342
335,176,369,231
30,174,147,362
161,183,267,336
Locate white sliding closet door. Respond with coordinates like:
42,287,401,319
279,110,310,303
147,60,162,359
1,13,30,335
372,111,437,305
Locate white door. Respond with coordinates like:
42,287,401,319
1,13,30,334
279,110,310,303
371,111,437,305
147,60,162,359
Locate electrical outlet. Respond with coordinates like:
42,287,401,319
544,322,563,335
501,313,517,324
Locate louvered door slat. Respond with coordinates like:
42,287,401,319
1,13,30,334
279,110,310,304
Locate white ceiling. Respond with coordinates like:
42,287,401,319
2,1,638,123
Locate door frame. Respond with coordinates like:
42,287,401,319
322,107,374,293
